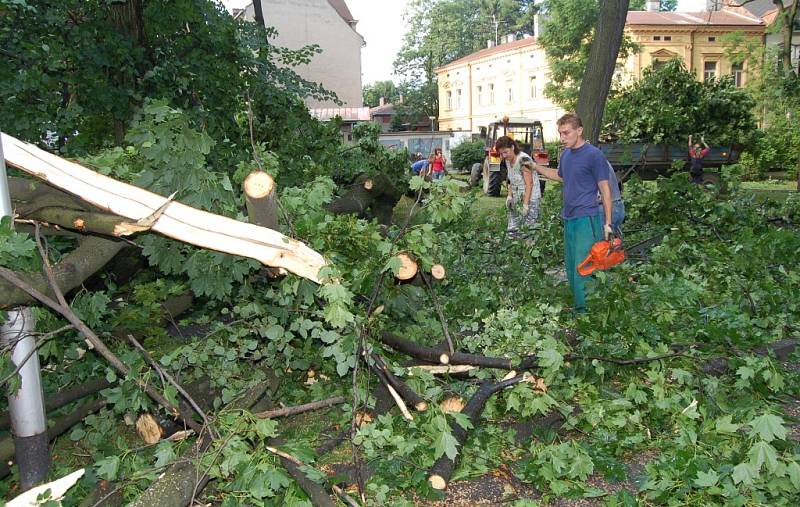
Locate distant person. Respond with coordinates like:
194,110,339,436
428,148,446,181
688,134,709,184
411,153,428,176
495,136,541,238
533,112,613,314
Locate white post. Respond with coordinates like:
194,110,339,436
0,134,49,489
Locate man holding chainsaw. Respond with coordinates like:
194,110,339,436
534,113,613,313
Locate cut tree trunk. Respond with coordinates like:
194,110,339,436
2,133,326,282
427,375,526,490
128,379,275,507
1,236,126,308
325,173,402,227
394,252,418,281
243,170,278,231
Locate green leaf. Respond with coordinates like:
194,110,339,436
714,415,740,434
749,413,787,442
694,469,719,488
787,461,800,489
433,428,460,460
95,455,121,481
732,462,757,485
323,303,354,329
450,412,473,431
153,441,176,468
747,441,778,472
255,418,279,439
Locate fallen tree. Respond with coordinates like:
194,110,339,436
1,133,327,283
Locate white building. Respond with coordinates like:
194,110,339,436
236,0,365,108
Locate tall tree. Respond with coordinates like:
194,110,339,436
771,0,799,77
362,80,400,107
540,0,637,111
576,0,631,143
393,0,540,122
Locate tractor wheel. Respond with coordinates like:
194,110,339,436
469,163,482,187
487,170,503,196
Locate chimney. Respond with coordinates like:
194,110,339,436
646,0,660,11
487,39,495,48
533,14,539,38
379,97,385,106
504,33,515,43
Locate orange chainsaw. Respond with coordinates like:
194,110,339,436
577,235,625,276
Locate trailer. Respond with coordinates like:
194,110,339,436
599,143,742,184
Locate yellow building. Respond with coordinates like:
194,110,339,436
621,10,766,87
436,9,765,137
435,36,566,136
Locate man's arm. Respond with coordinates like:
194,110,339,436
534,164,563,182
598,180,613,227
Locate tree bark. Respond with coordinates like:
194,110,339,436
325,173,402,227
368,352,427,411
378,332,450,365
0,399,105,467
575,0,630,144
128,379,275,507
0,378,112,430
773,0,799,77
0,236,126,308
2,133,327,282
254,396,346,419
243,170,278,231
427,375,525,490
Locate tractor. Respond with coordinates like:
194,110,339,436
469,117,549,196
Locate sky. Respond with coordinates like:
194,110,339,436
222,0,710,85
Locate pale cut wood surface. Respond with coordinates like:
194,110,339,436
2,133,326,283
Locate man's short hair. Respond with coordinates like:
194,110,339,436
557,113,583,130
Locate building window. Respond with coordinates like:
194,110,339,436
731,62,744,87
529,76,537,98
663,36,672,41
446,91,452,110
477,85,483,106
488,83,495,105
708,36,716,42
703,61,717,81
653,36,661,41
455,89,462,109
653,59,668,71
506,83,513,104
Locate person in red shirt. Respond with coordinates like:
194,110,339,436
688,135,710,184
428,148,446,181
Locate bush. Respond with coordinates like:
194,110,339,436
450,138,486,171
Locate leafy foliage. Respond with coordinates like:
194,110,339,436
3,2,800,506
449,138,485,171
603,59,757,144
538,0,638,109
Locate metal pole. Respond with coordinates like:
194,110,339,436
0,133,50,489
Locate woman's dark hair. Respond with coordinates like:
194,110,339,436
495,136,520,154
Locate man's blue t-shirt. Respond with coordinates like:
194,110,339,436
557,143,609,219
411,159,428,175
